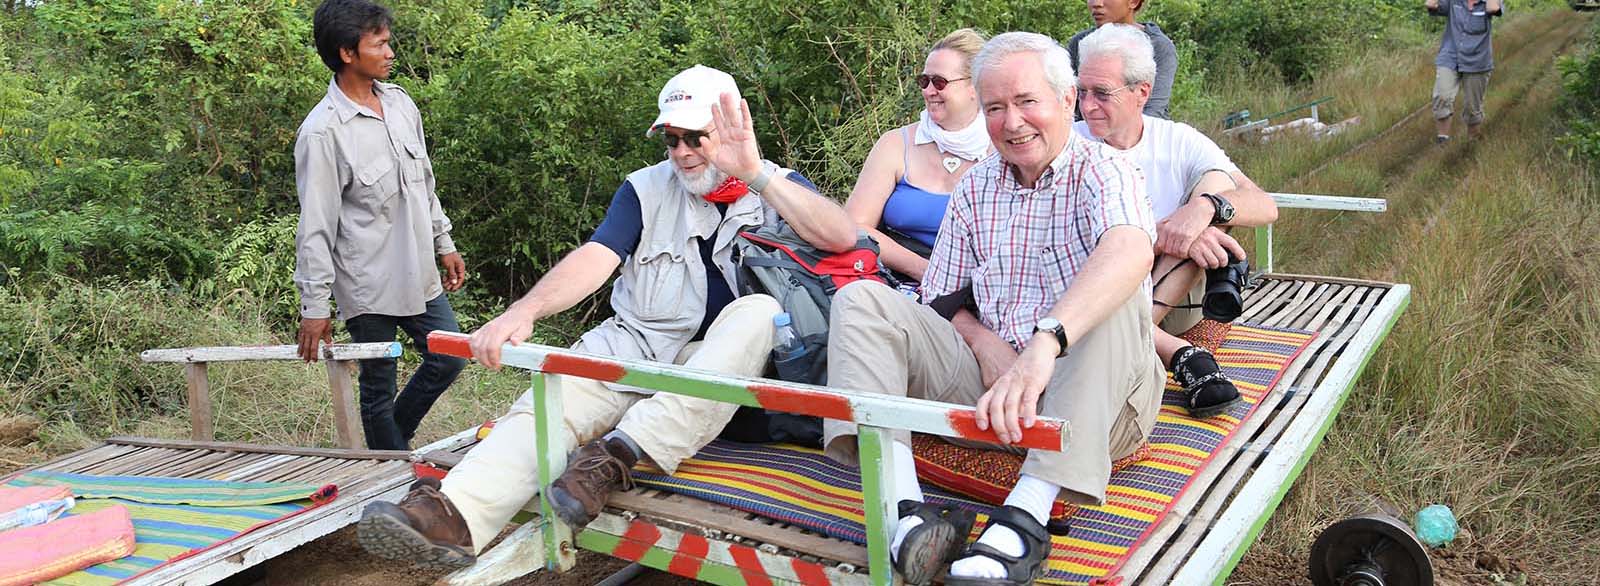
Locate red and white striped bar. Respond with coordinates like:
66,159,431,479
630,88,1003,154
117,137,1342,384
428,331,1068,452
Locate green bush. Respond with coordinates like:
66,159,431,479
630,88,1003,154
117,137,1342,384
1559,19,1600,164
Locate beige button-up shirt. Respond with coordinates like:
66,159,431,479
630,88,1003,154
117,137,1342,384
293,78,456,320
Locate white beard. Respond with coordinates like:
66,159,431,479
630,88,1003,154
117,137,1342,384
673,163,728,197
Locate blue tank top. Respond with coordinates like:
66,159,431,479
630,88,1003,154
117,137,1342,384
881,127,950,249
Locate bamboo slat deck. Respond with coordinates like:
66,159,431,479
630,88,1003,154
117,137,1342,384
414,273,1410,586
5,437,416,586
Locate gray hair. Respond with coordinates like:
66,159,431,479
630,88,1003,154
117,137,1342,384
971,32,1076,102
1078,24,1157,86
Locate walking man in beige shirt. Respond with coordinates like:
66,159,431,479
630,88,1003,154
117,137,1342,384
293,0,466,450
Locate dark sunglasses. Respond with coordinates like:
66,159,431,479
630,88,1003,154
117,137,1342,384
915,73,969,91
662,130,712,149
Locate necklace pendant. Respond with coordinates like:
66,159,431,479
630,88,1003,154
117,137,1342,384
942,155,961,174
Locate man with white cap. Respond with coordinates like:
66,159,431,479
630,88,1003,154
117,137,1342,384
355,64,857,570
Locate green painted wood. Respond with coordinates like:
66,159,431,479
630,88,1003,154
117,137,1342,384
1248,224,1273,275
857,426,900,586
534,373,576,571
1205,287,1411,586
616,371,758,407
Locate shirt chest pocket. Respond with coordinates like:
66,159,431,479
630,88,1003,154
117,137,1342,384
1456,3,1490,34
402,142,433,187
355,156,399,205
630,241,692,321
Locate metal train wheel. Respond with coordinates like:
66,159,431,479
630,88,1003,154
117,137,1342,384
1308,512,1434,586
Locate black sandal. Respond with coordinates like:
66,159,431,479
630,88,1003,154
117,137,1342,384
1172,346,1243,419
894,500,976,585
942,505,1052,586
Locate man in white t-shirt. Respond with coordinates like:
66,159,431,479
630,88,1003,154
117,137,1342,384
1073,24,1278,418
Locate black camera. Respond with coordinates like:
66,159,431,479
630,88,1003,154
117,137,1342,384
1202,253,1251,323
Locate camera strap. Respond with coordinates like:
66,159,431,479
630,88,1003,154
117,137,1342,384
1151,258,1204,310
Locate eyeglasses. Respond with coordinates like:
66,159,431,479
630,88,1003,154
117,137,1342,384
1076,83,1137,103
916,74,969,91
662,130,713,149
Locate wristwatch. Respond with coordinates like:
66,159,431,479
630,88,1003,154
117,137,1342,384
1200,193,1235,225
1033,317,1070,357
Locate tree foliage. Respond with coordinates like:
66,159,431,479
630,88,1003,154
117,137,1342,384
0,0,1506,310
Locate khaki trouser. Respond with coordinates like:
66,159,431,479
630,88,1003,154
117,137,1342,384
1433,67,1491,126
1157,276,1206,337
822,281,1164,506
440,294,781,551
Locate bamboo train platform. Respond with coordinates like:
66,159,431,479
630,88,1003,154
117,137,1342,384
412,270,1411,586
4,435,415,584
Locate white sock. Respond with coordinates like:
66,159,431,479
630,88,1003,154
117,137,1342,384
888,441,924,562
950,474,1057,579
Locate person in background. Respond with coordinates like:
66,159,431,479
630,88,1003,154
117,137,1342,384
1066,0,1177,119
844,28,990,285
293,0,467,451
1426,0,1502,143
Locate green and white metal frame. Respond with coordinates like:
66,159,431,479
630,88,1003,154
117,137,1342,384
1256,193,1387,273
426,332,1070,586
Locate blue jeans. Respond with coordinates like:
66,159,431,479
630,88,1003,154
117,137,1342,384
345,294,467,450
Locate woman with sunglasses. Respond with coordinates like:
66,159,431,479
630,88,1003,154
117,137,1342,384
843,28,988,286
1067,0,1177,119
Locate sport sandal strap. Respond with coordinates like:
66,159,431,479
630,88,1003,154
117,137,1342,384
946,505,1051,585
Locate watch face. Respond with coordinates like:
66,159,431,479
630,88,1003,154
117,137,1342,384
1037,317,1061,331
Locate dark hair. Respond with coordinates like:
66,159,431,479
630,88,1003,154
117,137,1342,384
313,0,394,74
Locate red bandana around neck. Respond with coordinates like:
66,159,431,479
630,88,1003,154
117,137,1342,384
702,176,750,204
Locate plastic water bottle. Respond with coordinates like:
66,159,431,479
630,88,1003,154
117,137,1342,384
771,313,810,381
1412,504,1458,547
773,313,803,361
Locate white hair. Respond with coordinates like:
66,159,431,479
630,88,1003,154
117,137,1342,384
971,32,1076,102
1078,24,1157,86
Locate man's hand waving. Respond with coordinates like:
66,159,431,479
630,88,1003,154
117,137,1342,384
706,93,763,183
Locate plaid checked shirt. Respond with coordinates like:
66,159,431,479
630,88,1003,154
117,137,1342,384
922,133,1156,349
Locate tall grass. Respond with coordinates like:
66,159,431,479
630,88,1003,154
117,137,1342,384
1224,9,1600,584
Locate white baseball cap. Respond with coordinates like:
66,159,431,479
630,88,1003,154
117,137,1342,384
646,65,740,137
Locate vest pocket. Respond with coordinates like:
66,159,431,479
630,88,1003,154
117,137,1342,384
631,249,690,320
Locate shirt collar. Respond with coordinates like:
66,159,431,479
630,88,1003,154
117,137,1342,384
326,76,387,124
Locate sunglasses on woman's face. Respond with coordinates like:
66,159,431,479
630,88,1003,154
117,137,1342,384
662,130,713,149
916,73,969,91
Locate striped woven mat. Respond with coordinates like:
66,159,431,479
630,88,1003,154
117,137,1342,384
632,322,1315,586
4,472,336,585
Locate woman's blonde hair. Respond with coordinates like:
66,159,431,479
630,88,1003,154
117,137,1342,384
930,28,987,76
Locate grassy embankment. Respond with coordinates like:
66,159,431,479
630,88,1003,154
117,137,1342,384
1201,7,1600,584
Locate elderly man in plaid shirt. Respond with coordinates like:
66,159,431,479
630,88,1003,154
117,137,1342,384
822,32,1165,586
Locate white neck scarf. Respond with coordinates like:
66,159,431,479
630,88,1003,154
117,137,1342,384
913,109,991,162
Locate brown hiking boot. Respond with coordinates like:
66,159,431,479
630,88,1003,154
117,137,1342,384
357,477,475,571
547,438,637,527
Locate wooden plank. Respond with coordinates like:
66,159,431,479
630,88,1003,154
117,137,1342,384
581,513,871,586
1132,286,1371,584
1123,278,1366,583
105,436,410,460
1260,282,1323,329
1289,285,1356,332
140,342,401,363
326,359,363,449
609,491,870,567
444,521,546,586
1261,283,1333,329
222,454,301,482
185,362,214,441
1240,278,1289,316
1239,279,1296,323
1260,272,1396,288
1267,193,1387,212
534,373,577,572
1168,285,1409,585
857,426,900,586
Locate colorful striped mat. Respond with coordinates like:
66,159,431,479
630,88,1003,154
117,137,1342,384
3,472,337,585
632,322,1316,586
